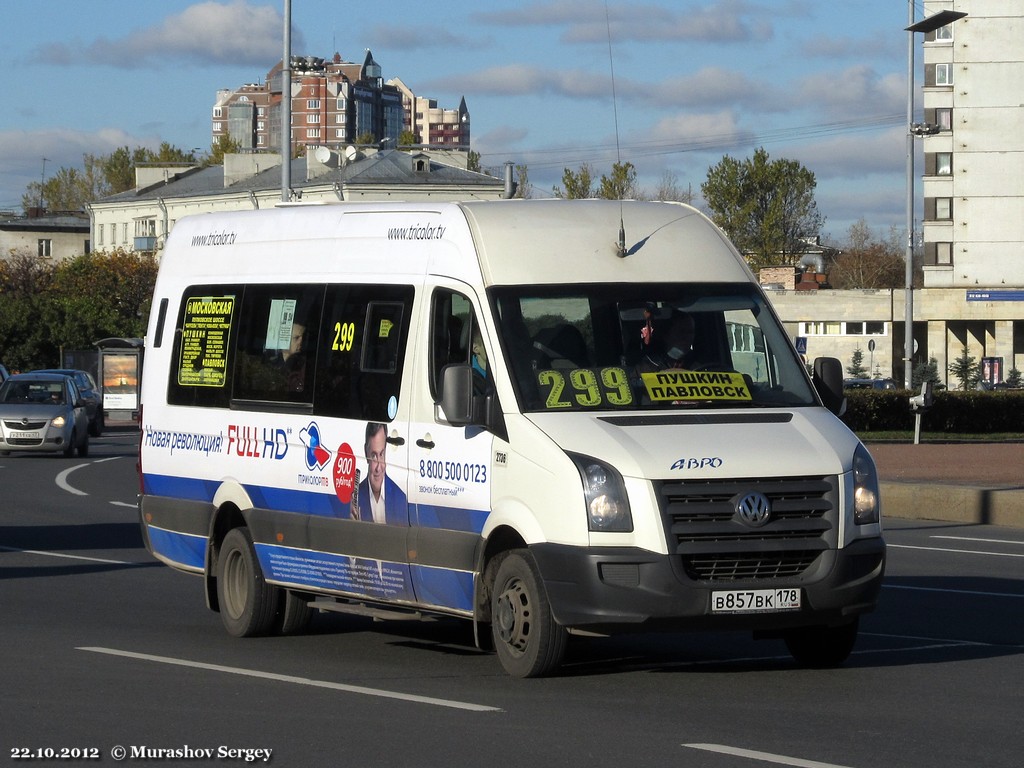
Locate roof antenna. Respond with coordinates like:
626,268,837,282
606,1,627,258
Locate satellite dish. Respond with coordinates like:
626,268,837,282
314,146,331,164
344,145,359,162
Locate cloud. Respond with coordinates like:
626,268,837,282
436,64,613,98
0,128,163,209
474,0,784,43
32,1,295,69
793,65,904,119
365,23,487,52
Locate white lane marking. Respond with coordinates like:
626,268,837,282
0,545,129,565
683,744,855,768
888,543,1024,559
111,501,137,508
55,456,124,496
77,647,503,712
884,583,1024,599
932,535,1024,547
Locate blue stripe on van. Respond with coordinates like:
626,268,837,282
147,526,207,570
142,472,350,517
410,564,474,613
413,503,487,534
254,542,415,602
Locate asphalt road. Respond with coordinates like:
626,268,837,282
2,432,1023,768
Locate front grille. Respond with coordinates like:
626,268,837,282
657,475,838,582
8,437,44,446
3,420,47,430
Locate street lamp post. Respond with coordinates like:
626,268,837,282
904,4,967,389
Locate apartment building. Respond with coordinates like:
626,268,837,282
212,51,468,155
766,1,1024,388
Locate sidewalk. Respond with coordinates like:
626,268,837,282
865,442,1024,528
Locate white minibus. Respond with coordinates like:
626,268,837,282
138,199,884,677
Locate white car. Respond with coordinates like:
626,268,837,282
0,373,90,457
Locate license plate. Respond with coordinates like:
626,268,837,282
711,588,801,613
9,431,39,440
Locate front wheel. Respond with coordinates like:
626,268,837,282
784,618,859,668
490,550,567,678
217,527,280,637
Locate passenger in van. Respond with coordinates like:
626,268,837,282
357,422,407,525
265,321,307,393
470,326,488,378
637,310,696,372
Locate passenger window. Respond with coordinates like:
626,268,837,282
428,289,480,401
315,284,413,421
167,284,242,408
232,284,324,404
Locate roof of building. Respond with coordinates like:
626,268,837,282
94,149,500,205
0,212,90,233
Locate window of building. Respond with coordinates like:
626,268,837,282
336,128,347,139
935,63,953,86
936,242,953,265
307,128,321,139
307,99,320,110
258,107,265,117
257,135,265,146
800,321,886,337
213,108,223,118
936,107,952,131
123,223,129,244
934,24,953,41
936,152,952,175
306,114,320,124
97,226,104,246
213,122,222,132
38,239,52,258
936,197,953,220
337,98,347,110
257,121,265,130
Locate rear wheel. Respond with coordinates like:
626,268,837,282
784,618,859,668
217,527,280,637
491,550,567,678
77,434,89,458
276,590,314,635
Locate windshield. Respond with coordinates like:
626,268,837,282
491,283,817,413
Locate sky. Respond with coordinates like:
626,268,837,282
1,0,934,243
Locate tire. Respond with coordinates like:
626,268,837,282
217,527,280,637
63,431,77,458
88,416,102,437
77,434,89,458
276,589,314,635
490,550,568,678
784,618,859,668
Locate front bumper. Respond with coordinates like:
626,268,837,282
531,536,885,633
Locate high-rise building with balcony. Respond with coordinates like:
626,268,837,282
212,51,469,156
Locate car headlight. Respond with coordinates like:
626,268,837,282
52,415,67,428
852,443,880,525
569,453,633,532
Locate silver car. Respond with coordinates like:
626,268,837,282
0,373,90,457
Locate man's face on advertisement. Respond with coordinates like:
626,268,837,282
365,429,387,498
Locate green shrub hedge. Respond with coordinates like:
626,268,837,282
841,389,1024,433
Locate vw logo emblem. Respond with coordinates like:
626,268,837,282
736,492,772,527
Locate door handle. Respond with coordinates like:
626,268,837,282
386,429,405,447
415,438,435,449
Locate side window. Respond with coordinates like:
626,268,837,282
167,285,242,408
314,284,414,421
428,289,478,401
232,285,324,404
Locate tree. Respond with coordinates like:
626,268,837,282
829,219,905,289
948,343,981,391
701,147,824,270
467,150,482,173
846,348,868,378
206,135,242,167
598,161,638,200
553,163,595,199
513,164,532,199
653,170,694,204
912,357,943,389
398,130,418,148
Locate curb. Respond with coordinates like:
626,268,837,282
881,481,1024,528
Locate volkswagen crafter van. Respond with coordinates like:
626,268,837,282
138,199,884,677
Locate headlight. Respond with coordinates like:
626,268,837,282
52,415,67,428
852,443,880,525
569,453,633,532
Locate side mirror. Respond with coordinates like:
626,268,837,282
812,357,847,417
438,363,474,425
909,381,934,412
